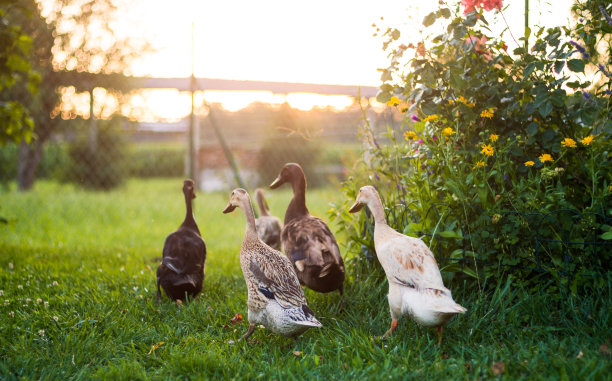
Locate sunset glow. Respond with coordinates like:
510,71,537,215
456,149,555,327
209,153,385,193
42,0,575,120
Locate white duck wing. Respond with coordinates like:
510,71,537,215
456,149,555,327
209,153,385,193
377,230,447,292
248,247,306,309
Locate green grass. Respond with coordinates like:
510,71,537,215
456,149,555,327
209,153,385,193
1,179,610,380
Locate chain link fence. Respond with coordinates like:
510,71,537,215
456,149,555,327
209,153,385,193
0,99,401,192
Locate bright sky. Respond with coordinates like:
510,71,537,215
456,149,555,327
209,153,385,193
52,0,576,120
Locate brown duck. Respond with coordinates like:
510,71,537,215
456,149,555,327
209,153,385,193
156,179,206,302
270,163,345,303
254,188,282,251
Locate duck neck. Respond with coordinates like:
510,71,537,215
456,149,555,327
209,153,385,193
368,195,387,227
182,192,200,233
255,193,270,217
285,176,309,223
242,199,259,242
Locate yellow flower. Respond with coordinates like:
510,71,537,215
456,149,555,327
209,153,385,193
472,161,485,169
539,153,553,163
560,138,577,148
481,144,495,156
457,96,468,103
423,114,439,122
404,130,418,141
448,99,454,105
466,102,476,108
480,108,494,119
609,185,612,192
581,135,594,146
442,127,455,136
525,161,535,167
489,134,499,142
387,96,400,107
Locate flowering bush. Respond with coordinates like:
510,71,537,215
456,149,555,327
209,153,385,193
331,1,612,290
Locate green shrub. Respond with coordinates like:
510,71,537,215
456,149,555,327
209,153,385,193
330,1,612,292
128,143,184,178
257,135,321,187
66,116,127,190
0,141,70,186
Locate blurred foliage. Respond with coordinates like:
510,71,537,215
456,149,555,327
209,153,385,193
330,1,612,292
258,134,321,187
0,141,69,187
65,116,127,190
128,144,185,178
0,0,150,191
0,1,37,145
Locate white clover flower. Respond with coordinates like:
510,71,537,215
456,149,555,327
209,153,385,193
4,300,9,306
36,298,42,304
44,301,49,307
53,316,59,322
38,329,45,337
0,290,4,296
9,311,15,318
8,263,14,269
25,298,31,303
17,285,23,290
52,281,58,286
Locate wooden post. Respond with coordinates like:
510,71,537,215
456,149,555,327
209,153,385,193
88,88,97,152
187,21,196,184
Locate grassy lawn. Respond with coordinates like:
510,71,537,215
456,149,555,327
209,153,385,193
0,178,610,379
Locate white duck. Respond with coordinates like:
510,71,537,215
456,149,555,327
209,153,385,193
348,185,466,344
223,188,322,340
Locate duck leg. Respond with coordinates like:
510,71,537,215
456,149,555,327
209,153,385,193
437,326,443,345
381,320,398,340
240,324,256,342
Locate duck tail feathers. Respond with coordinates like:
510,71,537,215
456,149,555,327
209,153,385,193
294,317,322,328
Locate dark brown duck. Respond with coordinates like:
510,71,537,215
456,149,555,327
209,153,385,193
270,163,345,300
156,179,206,301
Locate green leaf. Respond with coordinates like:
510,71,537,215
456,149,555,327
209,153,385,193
376,91,391,104
421,66,436,86
523,63,536,78
438,230,463,239
439,8,451,18
554,60,565,73
526,122,540,136
567,59,585,73
601,231,612,240
440,263,478,278
538,100,553,118
423,12,437,27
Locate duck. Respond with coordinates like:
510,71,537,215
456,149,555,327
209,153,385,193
156,179,206,302
270,163,345,304
223,188,322,340
254,188,282,251
348,185,466,344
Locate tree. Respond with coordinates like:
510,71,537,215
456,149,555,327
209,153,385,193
8,0,149,191
0,1,37,146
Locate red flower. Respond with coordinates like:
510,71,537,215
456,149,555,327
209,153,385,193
462,0,503,14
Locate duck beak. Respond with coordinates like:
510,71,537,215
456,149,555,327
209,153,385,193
348,201,364,213
269,176,283,189
222,203,236,214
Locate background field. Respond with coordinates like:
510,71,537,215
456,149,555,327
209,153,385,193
0,178,610,379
